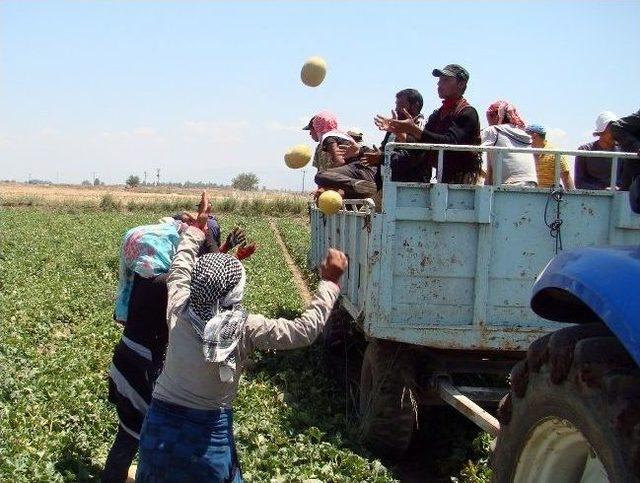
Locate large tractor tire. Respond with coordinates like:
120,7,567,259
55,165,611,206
359,340,416,459
492,323,640,483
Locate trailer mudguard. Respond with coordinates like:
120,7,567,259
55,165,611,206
530,246,640,365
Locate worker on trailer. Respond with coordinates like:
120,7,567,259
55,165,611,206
482,100,538,187
526,124,574,190
374,64,482,184
356,88,427,186
610,108,640,192
135,192,347,482
574,112,621,190
307,111,378,199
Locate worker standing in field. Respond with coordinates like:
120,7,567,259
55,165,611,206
135,193,347,483
102,213,251,483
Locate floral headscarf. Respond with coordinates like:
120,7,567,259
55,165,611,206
310,111,339,137
114,222,182,322
486,100,526,129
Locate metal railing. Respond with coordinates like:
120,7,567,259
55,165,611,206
384,142,639,190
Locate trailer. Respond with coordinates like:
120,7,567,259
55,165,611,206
309,142,640,481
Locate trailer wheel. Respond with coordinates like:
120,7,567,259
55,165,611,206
492,323,640,483
359,340,416,459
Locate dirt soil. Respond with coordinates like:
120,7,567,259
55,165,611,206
0,182,305,206
268,218,312,305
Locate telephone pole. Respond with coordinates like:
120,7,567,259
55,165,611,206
144,171,148,185
156,168,160,186
301,169,306,193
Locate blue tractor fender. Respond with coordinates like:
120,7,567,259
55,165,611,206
530,246,640,366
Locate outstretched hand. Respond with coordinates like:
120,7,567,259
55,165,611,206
320,248,348,285
196,192,211,232
335,140,361,160
235,242,257,260
225,227,247,249
373,109,398,132
361,145,383,167
374,108,419,135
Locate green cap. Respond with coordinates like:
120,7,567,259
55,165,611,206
432,64,469,82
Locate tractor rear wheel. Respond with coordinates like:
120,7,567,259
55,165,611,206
492,323,640,483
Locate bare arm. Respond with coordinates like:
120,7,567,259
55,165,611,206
240,248,347,354
166,226,205,301
484,161,494,186
167,191,210,302
562,171,575,190
242,280,340,352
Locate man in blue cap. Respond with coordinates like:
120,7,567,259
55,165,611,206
526,124,574,189
374,64,481,184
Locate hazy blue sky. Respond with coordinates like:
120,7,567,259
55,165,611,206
1,1,639,190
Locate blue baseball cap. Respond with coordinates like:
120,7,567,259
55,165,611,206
525,124,546,136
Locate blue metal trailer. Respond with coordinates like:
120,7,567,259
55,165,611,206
309,143,640,480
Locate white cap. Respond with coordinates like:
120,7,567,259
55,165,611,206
593,111,618,135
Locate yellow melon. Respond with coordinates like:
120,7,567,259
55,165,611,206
301,56,327,87
284,144,312,169
317,190,342,215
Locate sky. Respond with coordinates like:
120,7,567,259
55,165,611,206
1,1,639,190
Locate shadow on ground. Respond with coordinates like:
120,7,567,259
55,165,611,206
54,439,104,482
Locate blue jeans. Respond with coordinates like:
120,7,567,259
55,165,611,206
136,399,242,483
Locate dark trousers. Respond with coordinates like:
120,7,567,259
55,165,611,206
315,162,377,199
102,426,139,482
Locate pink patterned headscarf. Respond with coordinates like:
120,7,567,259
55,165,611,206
310,111,339,137
486,101,526,129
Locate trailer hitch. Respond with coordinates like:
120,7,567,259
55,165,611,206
430,375,501,437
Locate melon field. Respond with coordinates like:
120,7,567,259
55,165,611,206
0,207,490,482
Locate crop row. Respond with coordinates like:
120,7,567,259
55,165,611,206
273,216,319,288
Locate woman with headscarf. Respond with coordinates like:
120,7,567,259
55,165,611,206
303,111,357,172
304,111,377,199
482,100,538,186
135,193,347,482
103,213,250,483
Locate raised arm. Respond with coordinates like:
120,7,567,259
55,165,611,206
241,248,347,353
166,226,205,300
167,191,210,302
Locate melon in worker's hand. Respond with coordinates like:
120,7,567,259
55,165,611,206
284,144,312,169
318,190,342,215
301,56,327,87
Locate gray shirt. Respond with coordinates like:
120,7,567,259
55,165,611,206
482,124,537,185
153,227,340,410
